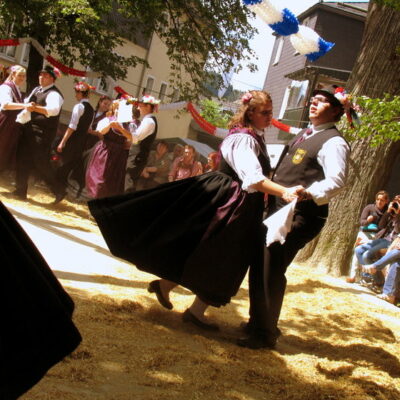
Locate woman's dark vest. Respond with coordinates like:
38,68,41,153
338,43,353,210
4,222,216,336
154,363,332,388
0,81,23,120
71,102,95,146
134,116,157,166
64,102,95,160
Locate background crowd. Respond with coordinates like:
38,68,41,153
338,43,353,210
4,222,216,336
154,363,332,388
346,190,400,305
0,64,218,204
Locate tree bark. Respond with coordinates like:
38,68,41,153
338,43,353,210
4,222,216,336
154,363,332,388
296,1,400,276
26,42,45,93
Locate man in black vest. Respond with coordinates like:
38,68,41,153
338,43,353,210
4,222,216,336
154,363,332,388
56,81,95,200
239,87,351,349
125,94,159,192
12,65,65,203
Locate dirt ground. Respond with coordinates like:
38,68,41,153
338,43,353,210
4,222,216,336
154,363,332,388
1,177,399,400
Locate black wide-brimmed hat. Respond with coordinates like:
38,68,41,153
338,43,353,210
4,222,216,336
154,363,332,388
312,87,343,109
39,65,61,80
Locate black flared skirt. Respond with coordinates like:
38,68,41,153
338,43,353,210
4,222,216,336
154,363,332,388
0,202,82,399
89,172,265,306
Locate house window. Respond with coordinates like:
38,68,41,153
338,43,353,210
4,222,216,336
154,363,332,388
144,76,155,95
286,80,308,110
171,88,180,102
97,77,112,96
20,43,31,66
85,68,114,96
277,81,309,123
273,37,284,65
159,82,167,101
0,45,16,59
278,87,291,120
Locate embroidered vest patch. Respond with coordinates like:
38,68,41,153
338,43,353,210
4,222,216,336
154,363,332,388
292,148,307,164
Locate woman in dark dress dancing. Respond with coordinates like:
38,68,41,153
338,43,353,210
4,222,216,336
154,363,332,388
0,201,81,399
88,91,301,337
85,99,132,199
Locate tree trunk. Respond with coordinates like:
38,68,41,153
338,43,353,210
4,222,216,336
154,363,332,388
26,42,45,93
296,1,400,276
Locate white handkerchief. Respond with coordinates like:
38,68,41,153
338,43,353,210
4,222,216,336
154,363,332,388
117,102,133,123
263,199,297,246
16,109,31,124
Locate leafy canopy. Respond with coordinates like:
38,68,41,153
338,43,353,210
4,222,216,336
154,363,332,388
341,95,400,146
0,0,257,99
199,99,232,129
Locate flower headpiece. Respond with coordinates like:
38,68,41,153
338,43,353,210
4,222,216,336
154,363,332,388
121,93,138,105
74,81,95,92
241,92,253,104
139,94,161,105
333,86,360,128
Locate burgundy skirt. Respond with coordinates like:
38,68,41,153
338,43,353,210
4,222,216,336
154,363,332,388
0,109,21,170
85,131,128,199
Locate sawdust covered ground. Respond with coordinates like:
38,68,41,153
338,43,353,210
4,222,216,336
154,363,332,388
0,177,399,400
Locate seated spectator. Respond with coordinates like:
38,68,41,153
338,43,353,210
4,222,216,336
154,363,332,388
346,190,389,283
378,260,400,304
355,195,400,287
168,144,203,182
169,143,184,162
362,247,400,290
204,151,219,173
136,140,171,190
363,233,400,298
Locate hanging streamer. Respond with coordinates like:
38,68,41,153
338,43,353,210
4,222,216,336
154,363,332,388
0,37,100,78
242,0,334,61
111,87,298,137
0,39,20,46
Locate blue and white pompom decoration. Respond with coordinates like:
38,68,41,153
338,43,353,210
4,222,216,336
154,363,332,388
290,25,335,62
243,0,299,36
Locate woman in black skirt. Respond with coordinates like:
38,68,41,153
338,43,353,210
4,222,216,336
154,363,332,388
88,91,301,332
0,201,81,399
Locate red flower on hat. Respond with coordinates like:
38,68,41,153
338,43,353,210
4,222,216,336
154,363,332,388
74,81,95,91
53,67,62,79
241,92,253,104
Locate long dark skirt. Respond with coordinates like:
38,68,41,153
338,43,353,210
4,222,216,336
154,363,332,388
0,202,81,399
89,172,265,306
0,109,21,170
85,131,128,199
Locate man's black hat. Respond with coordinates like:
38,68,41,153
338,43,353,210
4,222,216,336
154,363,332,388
39,65,60,80
312,88,343,109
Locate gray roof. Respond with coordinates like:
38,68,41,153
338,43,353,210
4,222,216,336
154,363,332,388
298,1,369,21
285,65,351,82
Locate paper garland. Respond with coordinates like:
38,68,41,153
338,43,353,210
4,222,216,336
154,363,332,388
242,0,334,61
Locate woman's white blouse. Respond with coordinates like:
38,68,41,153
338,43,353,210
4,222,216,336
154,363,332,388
220,131,268,193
